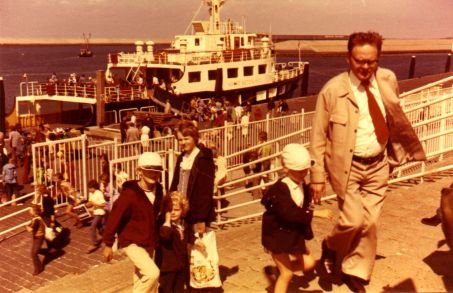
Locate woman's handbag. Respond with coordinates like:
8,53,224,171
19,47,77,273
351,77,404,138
44,224,56,241
189,230,222,289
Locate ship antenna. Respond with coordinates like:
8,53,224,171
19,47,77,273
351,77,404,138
183,1,205,35
269,24,272,44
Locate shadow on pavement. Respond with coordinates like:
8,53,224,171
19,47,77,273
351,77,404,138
382,278,417,292
219,265,239,283
423,249,453,291
43,250,66,266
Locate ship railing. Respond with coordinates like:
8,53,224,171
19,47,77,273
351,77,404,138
273,65,305,82
110,48,273,67
217,20,244,35
19,81,97,99
104,85,146,102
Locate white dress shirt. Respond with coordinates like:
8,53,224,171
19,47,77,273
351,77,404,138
282,177,304,207
349,72,387,157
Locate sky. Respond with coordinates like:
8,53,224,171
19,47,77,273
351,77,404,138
1,0,453,41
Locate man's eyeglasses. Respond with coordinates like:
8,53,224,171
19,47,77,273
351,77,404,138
350,56,379,66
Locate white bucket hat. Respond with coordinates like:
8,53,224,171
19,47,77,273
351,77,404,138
138,152,162,170
282,143,311,171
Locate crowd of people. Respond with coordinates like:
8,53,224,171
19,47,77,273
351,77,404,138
182,96,289,129
46,72,94,86
21,31,452,293
0,122,83,205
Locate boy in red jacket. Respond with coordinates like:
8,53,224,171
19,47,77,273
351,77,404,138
103,152,164,293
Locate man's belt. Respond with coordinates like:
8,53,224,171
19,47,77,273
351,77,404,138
352,152,385,165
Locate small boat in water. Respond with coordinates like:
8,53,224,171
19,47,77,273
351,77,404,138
79,33,93,57
9,0,307,128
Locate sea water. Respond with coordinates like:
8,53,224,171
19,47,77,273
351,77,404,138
0,44,450,113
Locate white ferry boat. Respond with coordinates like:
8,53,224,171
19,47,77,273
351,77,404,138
105,0,307,112
9,0,307,128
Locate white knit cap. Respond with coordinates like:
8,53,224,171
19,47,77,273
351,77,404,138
282,143,311,171
137,152,162,170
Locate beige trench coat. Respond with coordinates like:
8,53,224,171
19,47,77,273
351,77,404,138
310,68,426,198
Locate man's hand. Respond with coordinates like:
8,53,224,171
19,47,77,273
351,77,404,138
103,246,113,263
310,183,326,205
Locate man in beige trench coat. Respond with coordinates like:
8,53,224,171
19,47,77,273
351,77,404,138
310,31,426,293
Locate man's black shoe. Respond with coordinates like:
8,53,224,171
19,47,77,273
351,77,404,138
320,239,336,274
341,272,366,293
263,265,278,283
421,215,441,226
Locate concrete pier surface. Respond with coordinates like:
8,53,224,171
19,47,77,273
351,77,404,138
0,155,449,293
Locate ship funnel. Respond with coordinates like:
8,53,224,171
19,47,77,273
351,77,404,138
146,41,154,53
135,41,144,53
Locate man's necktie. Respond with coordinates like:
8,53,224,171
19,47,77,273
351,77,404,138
362,81,389,145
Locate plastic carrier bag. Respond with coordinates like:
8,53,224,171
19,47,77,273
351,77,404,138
189,230,222,289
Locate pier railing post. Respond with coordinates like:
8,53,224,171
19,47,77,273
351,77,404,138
81,134,88,199
223,120,228,160
439,99,446,162
265,113,270,135
0,77,5,132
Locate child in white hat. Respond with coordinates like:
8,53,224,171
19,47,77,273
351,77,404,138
261,143,333,292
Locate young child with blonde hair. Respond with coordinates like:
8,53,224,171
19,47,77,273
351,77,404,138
156,191,190,293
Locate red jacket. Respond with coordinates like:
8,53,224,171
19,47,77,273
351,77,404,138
103,180,163,255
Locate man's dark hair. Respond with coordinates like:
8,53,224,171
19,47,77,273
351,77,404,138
347,31,383,54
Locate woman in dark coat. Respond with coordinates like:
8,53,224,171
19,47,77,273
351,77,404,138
169,120,215,241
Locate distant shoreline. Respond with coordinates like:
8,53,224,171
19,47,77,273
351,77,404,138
1,38,452,56
276,49,453,57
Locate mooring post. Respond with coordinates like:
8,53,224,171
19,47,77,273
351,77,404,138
96,70,106,126
301,62,309,96
408,55,416,79
0,77,6,132
445,53,451,73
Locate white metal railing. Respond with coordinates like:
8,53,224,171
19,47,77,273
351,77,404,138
112,48,273,67
211,90,453,226
1,83,452,236
19,81,97,99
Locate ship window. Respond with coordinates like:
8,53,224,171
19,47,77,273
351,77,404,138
243,66,253,76
234,37,240,48
195,38,200,46
258,64,267,74
208,70,217,80
189,72,201,83
241,37,244,46
227,68,238,78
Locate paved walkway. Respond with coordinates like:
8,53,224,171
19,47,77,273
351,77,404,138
0,159,451,292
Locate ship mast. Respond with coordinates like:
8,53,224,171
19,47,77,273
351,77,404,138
206,0,225,34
